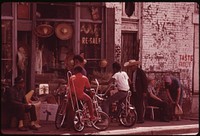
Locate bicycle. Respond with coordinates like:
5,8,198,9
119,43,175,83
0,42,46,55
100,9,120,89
98,83,138,127
54,73,70,129
73,79,110,132
53,82,68,105
55,72,110,131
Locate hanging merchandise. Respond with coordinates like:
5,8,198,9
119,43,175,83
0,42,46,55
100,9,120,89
55,23,73,40
35,24,54,38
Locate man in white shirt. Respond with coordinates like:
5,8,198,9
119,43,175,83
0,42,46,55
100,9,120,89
101,62,131,115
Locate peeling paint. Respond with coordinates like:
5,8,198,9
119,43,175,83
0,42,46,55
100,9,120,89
142,2,194,91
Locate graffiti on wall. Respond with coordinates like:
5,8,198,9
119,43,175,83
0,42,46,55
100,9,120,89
143,49,179,71
179,54,193,68
143,3,192,50
142,2,194,91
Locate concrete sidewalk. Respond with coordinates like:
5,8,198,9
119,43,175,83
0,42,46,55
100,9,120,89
92,121,199,135
1,118,199,135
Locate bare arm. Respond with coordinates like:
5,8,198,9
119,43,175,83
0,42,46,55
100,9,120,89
100,77,115,85
149,92,163,102
166,89,174,103
176,88,181,105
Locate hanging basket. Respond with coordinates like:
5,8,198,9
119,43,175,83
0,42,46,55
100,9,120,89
35,24,54,38
55,23,73,40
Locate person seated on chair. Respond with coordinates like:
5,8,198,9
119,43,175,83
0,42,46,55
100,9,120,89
68,66,95,121
7,76,38,131
147,76,170,122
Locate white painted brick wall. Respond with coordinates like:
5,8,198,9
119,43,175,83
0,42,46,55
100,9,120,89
106,2,196,91
142,2,195,90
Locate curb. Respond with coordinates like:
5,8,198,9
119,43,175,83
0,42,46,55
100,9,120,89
126,124,199,135
91,124,199,135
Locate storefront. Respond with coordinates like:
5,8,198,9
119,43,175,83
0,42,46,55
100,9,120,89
1,2,115,92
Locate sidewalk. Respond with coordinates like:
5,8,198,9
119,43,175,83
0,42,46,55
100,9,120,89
93,119,199,135
1,118,199,135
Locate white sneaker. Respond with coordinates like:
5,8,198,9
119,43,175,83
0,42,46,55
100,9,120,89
35,124,42,128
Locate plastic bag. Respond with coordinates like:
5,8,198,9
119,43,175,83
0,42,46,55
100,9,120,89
175,104,183,115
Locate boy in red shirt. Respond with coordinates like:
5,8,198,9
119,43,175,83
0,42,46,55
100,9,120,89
69,66,95,120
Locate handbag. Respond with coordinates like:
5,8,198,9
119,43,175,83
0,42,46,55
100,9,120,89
175,104,183,115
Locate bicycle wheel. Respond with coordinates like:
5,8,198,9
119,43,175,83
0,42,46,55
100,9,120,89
55,99,67,129
119,107,137,127
73,110,85,132
92,111,110,131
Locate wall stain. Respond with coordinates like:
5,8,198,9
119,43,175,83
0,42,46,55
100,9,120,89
142,3,194,91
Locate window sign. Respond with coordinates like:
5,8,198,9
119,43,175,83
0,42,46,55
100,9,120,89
80,23,101,59
80,2,102,20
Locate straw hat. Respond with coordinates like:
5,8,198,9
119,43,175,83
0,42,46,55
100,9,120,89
55,23,73,40
124,59,141,67
35,24,54,37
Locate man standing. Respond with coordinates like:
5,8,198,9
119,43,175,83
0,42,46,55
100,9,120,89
7,76,38,131
165,75,183,120
124,60,148,123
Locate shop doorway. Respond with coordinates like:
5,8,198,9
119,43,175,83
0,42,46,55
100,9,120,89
17,31,31,93
121,32,139,78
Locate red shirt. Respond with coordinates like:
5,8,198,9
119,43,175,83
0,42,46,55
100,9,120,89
69,73,90,98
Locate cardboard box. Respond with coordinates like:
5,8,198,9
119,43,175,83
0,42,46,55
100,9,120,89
40,103,58,121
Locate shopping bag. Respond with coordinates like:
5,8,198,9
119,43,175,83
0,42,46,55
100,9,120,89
175,104,183,115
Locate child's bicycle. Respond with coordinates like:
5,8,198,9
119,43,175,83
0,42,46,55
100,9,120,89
73,79,110,132
98,83,138,127
54,84,69,129
54,71,110,132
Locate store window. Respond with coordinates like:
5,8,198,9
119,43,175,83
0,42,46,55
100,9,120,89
80,2,102,20
17,2,31,19
35,21,74,77
80,2,103,76
1,20,13,86
80,22,102,76
1,2,12,16
80,22,101,59
36,2,75,19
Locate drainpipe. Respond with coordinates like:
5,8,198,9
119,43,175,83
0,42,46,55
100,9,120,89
138,2,143,68
13,3,18,84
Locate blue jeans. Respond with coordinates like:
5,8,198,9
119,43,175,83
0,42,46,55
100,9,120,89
102,91,128,115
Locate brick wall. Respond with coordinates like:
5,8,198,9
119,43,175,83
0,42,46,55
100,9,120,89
141,2,195,91
106,2,196,91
